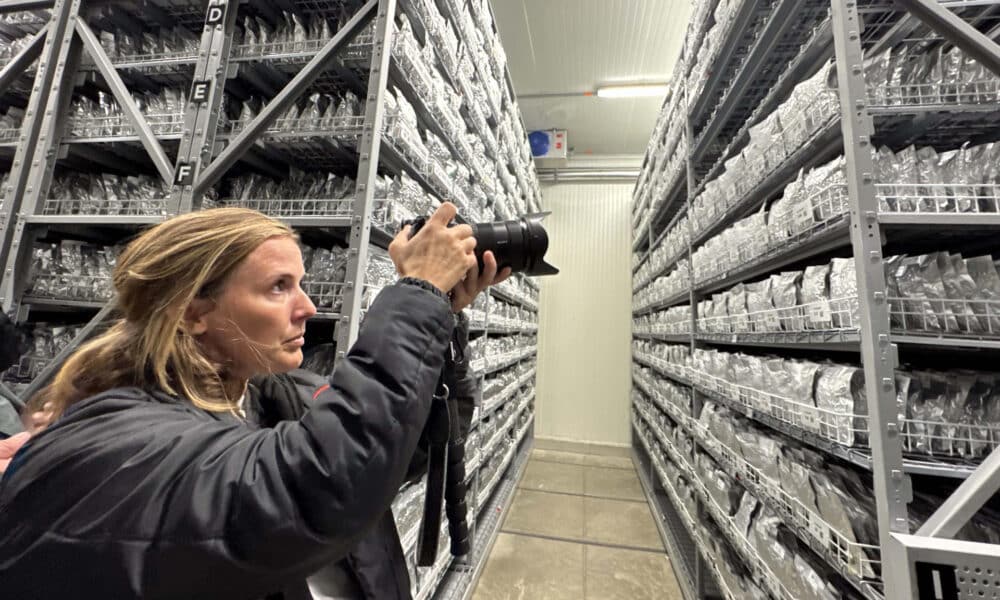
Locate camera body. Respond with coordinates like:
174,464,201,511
401,213,559,277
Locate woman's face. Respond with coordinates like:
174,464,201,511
190,236,317,380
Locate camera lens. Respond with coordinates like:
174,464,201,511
470,213,559,277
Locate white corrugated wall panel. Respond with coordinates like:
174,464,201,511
535,182,633,447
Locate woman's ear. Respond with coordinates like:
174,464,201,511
183,297,215,336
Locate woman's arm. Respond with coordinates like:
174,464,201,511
1,281,455,599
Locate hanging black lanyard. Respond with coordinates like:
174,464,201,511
416,328,471,566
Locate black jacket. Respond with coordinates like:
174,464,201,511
243,312,478,600
0,283,454,600
243,368,404,600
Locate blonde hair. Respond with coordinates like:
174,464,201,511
30,208,297,418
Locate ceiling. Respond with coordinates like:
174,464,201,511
490,0,691,159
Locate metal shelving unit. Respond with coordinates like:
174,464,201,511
633,412,788,600
636,388,884,597
633,0,1000,598
0,0,541,598
633,435,713,600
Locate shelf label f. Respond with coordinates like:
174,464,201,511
175,163,195,186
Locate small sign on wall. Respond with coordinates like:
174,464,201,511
529,129,568,159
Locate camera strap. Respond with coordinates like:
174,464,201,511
415,387,449,567
415,338,458,567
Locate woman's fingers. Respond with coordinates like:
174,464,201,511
429,202,458,227
480,252,499,291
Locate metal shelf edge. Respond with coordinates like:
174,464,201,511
631,443,701,600
635,363,981,479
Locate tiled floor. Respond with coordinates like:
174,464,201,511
472,449,684,600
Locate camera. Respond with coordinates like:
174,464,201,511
401,213,559,277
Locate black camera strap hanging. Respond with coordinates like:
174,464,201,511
416,324,474,566
416,330,461,567
415,378,450,567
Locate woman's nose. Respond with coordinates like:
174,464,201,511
296,287,317,320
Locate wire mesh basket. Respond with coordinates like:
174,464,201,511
40,196,172,217
394,35,435,98
697,195,849,288
871,79,1000,110
691,456,793,599
688,367,872,447
111,49,198,70
0,125,20,143
433,101,463,140
689,418,882,581
901,417,1000,461
27,273,114,303
649,355,1000,467
233,37,332,62
221,197,355,218
876,183,1000,217
698,297,861,336
634,321,693,336
384,115,429,169
4,355,50,382
66,112,187,140
303,280,346,313
231,114,365,140
890,295,1000,338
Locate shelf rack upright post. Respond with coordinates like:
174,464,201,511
170,0,243,215
831,1,912,593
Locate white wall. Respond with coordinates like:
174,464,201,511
535,182,634,448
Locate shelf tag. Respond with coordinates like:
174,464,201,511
206,1,227,26
808,302,832,325
793,201,814,231
191,80,212,104
175,162,196,186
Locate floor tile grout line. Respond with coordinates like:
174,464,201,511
530,457,635,471
500,529,667,555
532,450,633,461
516,486,648,504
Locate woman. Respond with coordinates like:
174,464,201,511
0,203,508,599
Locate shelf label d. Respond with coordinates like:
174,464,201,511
206,1,227,26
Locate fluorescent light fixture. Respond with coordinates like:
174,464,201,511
596,84,669,98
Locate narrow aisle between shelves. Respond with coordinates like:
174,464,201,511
471,449,684,600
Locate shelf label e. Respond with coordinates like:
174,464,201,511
191,80,212,104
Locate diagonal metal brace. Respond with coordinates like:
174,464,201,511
892,0,1000,78
916,443,1000,539
193,0,378,198
0,23,48,97
74,19,175,184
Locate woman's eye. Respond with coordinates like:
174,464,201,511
272,281,288,292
